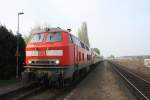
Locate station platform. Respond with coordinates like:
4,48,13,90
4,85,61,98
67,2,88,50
65,61,128,100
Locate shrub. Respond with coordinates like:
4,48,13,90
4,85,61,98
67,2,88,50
0,25,26,79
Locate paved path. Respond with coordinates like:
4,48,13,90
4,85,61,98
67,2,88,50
66,61,128,100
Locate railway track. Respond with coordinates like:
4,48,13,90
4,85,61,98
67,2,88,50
110,62,150,100
0,76,87,100
9,77,88,100
0,82,46,100
0,63,100,100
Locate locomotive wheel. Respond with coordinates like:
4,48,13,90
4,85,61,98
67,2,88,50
64,78,74,87
72,71,80,84
43,79,49,87
79,68,88,79
54,77,64,89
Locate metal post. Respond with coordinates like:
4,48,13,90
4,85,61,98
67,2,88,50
16,12,24,79
17,13,19,34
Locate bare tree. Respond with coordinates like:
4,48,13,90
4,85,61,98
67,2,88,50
78,28,83,42
78,22,90,47
23,34,32,43
91,48,100,55
30,24,42,33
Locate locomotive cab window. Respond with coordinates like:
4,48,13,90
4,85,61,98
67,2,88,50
47,32,62,42
30,33,44,43
69,34,73,43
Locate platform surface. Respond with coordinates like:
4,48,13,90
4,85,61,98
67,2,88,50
66,61,128,100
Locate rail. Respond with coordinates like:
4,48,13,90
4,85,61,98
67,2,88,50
110,62,150,100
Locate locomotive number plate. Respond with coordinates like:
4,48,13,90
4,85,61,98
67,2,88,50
38,51,46,56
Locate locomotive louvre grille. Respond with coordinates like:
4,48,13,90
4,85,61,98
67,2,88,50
38,50,46,56
46,50,63,56
26,50,63,56
26,51,38,56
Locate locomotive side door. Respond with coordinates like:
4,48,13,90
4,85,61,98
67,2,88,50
70,34,78,65
74,45,78,64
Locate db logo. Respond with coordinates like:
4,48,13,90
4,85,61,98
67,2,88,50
38,51,46,56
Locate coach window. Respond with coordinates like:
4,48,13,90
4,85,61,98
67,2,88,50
87,55,89,60
82,53,84,61
81,42,85,49
79,52,81,61
86,46,89,51
87,55,91,60
47,32,62,42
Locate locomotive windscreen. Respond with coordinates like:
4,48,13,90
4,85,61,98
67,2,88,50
30,33,44,43
46,32,62,42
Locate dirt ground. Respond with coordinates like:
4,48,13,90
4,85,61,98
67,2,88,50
113,59,146,71
113,59,150,81
65,61,128,100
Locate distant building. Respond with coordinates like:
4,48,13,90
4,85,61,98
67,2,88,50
144,59,150,68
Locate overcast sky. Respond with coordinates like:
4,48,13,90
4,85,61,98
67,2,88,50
0,0,150,57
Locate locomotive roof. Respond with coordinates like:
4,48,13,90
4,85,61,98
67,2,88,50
31,27,90,48
32,28,69,34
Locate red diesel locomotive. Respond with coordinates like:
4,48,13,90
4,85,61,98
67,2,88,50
22,28,101,86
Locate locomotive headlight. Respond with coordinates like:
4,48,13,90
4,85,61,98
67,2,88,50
55,60,60,64
28,60,32,64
